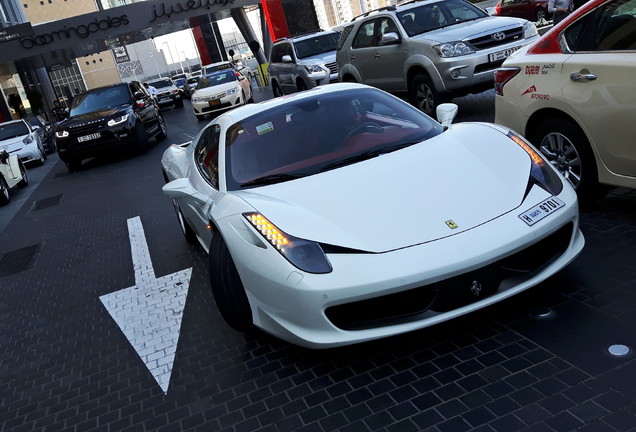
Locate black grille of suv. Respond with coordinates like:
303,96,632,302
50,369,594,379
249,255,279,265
68,120,106,136
325,62,338,74
468,26,524,50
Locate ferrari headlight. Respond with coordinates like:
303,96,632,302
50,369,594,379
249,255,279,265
508,131,563,196
227,86,239,95
523,21,538,38
107,113,129,127
433,42,475,57
244,213,332,274
55,130,69,138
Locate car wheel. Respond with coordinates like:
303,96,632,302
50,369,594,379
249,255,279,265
172,199,196,243
535,7,547,21
37,146,46,165
208,233,253,332
195,114,206,121
65,158,80,172
248,86,254,103
533,118,606,202
135,122,149,152
297,79,308,92
410,74,442,117
342,75,357,83
0,175,10,206
156,114,167,140
17,162,28,188
272,81,284,98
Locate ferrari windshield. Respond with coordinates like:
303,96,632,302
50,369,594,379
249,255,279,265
70,85,131,116
225,88,444,190
397,0,488,36
0,121,29,141
197,71,238,89
294,33,339,59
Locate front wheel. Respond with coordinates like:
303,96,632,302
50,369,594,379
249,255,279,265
532,118,606,203
65,158,80,172
297,79,308,92
0,175,10,205
272,81,284,98
208,233,253,332
535,7,547,21
175,98,184,108
135,122,149,152
17,162,28,187
409,74,442,117
156,114,167,140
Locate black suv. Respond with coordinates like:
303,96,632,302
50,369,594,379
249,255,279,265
55,81,167,171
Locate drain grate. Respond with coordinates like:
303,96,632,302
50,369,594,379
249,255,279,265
0,244,41,278
31,194,63,211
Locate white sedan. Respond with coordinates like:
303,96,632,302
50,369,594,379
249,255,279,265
162,83,584,349
190,70,253,121
0,119,46,166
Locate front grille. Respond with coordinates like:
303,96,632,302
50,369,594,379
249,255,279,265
468,26,524,50
325,62,338,74
325,222,573,331
68,121,106,136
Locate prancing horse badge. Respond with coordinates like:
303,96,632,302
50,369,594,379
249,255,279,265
445,220,458,229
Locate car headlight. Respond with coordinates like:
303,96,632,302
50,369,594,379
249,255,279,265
507,131,563,196
55,130,69,138
433,42,475,57
23,135,33,144
107,113,129,127
523,21,538,38
227,86,239,95
304,64,325,74
244,213,332,274
192,96,203,102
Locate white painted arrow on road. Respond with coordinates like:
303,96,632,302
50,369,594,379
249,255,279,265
100,216,192,394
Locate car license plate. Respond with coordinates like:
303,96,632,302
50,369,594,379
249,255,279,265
77,132,101,143
209,99,220,106
489,46,521,62
518,197,565,226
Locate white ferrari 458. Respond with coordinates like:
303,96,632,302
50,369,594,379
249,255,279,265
161,83,584,348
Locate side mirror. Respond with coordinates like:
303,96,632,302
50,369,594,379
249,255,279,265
436,103,458,127
380,32,400,45
134,91,145,100
32,125,41,131
0,150,9,164
162,178,211,205
282,55,293,63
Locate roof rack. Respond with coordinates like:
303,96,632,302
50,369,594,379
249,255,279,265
272,29,327,44
351,5,397,21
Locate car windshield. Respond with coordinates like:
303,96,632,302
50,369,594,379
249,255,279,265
70,86,131,116
225,88,444,190
294,33,340,58
0,122,29,141
397,0,488,36
203,63,233,74
150,79,174,89
197,72,237,89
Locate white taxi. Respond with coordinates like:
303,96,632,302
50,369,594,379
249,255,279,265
494,0,636,202
190,70,253,121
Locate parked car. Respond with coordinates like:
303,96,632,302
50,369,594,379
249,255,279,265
201,61,234,76
0,119,46,166
173,77,189,99
494,0,636,202
336,0,540,115
190,70,253,121
488,0,552,22
147,78,184,109
0,149,28,206
25,115,55,154
268,30,340,96
54,81,167,172
161,83,584,348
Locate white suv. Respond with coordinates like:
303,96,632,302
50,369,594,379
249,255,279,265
336,0,539,115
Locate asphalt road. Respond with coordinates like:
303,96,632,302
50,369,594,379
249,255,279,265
1,87,635,432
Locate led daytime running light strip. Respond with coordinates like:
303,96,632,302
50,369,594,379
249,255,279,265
246,214,290,250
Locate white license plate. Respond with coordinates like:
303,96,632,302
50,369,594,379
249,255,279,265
77,132,101,142
489,46,521,62
519,197,565,226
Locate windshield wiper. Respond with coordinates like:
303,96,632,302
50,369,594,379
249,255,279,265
320,142,417,172
240,173,304,188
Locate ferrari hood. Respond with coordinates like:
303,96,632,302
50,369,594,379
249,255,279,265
234,124,534,253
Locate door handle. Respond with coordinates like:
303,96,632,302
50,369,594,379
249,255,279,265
374,53,381,59
570,72,597,81
351,55,356,60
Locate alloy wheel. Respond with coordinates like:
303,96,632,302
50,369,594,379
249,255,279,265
540,132,582,190
415,83,435,115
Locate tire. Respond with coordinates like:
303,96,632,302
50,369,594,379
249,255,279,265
0,175,10,206
248,86,254,103
17,162,28,188
195,114,206,121
272,81,284,98
410,73,443,117
135,122,149,153
156,114,167,140
532,118,606,203
36,146,46,166
342,75,357,83
172,199,196,243
65,158,80,172
297,79,308,92
208,233,253,332
535,7,547,21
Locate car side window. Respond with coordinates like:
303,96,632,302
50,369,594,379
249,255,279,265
195,124,221,189
378,17,399,40
564,0,636,51
338,25,355,50
270,44,283,62
352,20,376,48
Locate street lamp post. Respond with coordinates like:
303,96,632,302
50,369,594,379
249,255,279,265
161,41,174,75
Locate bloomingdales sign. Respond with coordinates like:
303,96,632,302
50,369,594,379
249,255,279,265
18,0,234,50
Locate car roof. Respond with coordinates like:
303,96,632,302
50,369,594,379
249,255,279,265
0,119,26,127
275,29,339,44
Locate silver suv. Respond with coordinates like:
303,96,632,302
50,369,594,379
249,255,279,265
336,0,539,115
268,30,340,97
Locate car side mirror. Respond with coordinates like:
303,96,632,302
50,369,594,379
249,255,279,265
134,91,145,99
162,178,213,205
31,124,41,131
380,32,400,45
436,103,458,127
282,55,293,63
0,150,9,164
